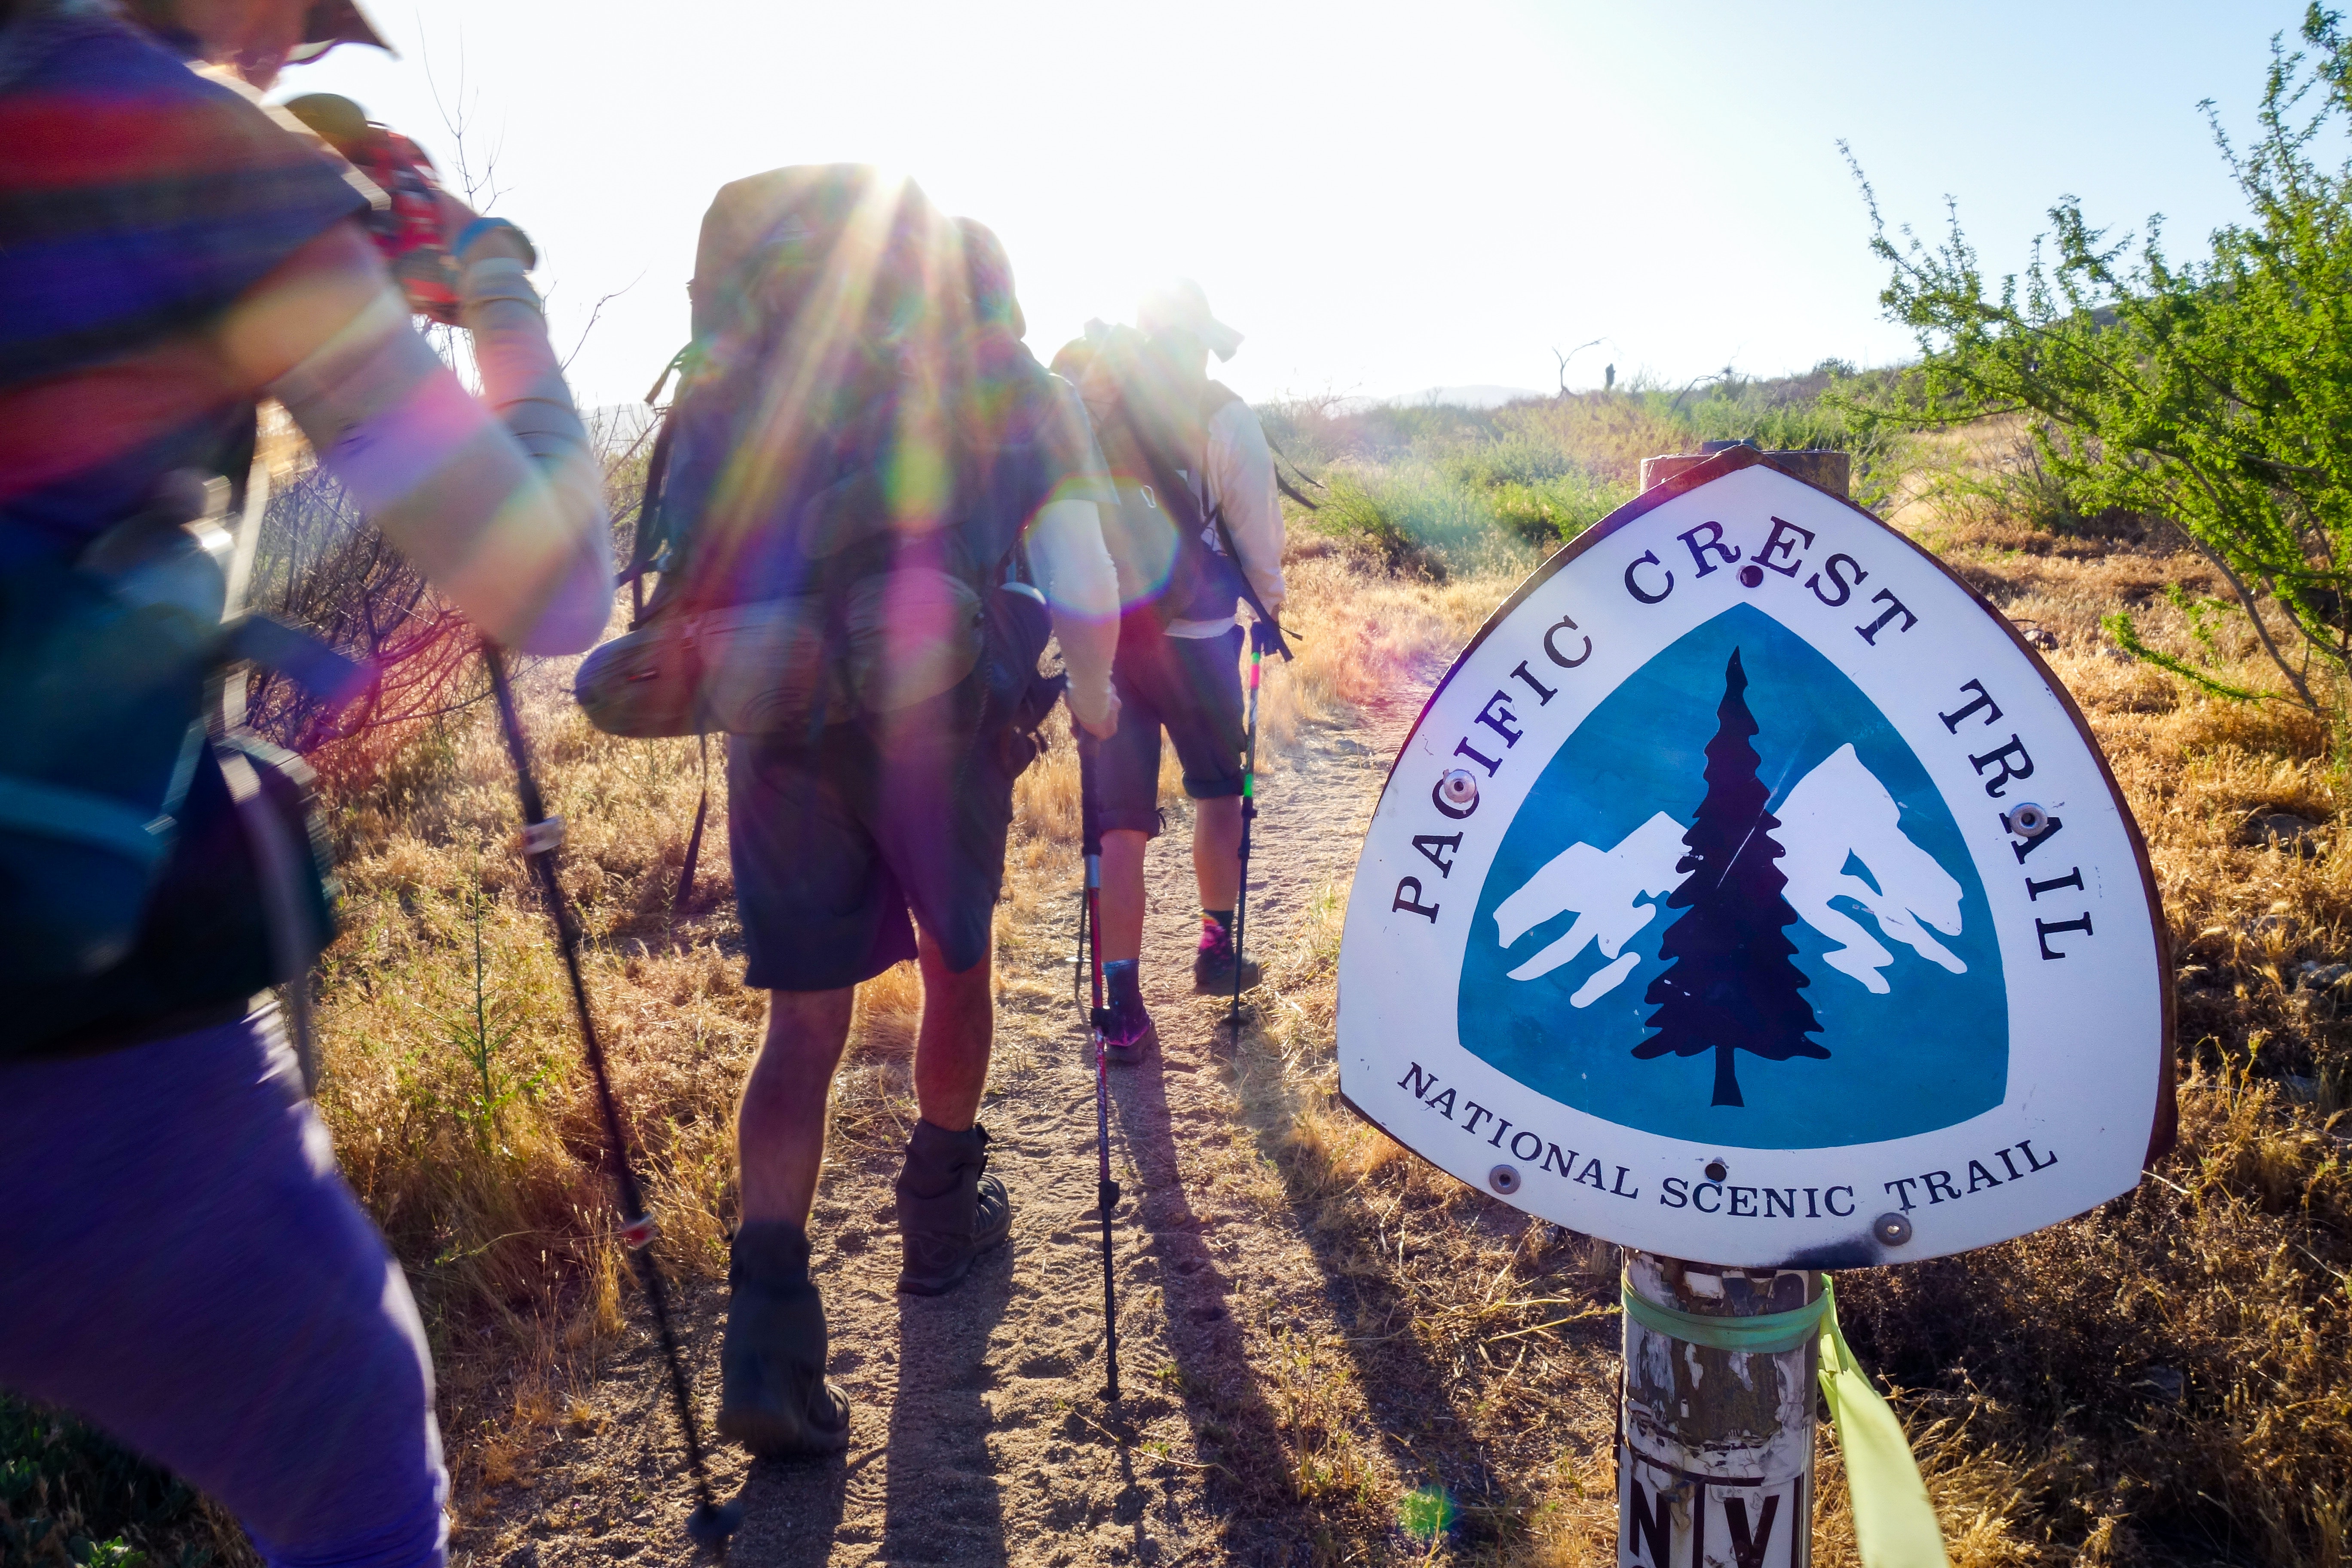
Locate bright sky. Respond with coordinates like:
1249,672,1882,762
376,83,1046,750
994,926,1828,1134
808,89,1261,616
293,1,2315,410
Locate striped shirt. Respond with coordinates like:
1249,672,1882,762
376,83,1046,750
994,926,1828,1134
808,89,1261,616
0,0,366,553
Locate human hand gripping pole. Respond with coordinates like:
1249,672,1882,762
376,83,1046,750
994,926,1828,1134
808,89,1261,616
1075,717,1121,1403
481,644,741,1548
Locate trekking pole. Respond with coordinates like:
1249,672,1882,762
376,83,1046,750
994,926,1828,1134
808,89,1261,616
481,644,741,1548
1073,859,1088,1007
1075,719,1120,1403
1231,620,1269,1039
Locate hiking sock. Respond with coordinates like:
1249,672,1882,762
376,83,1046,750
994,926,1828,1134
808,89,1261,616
1105,958,1141,1012
1194,907,1261,993
1099,959,1155,1058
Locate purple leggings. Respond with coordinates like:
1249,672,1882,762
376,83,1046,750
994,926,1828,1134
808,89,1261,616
0,1010,448,1568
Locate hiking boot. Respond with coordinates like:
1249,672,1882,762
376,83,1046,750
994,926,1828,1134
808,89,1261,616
717,1222,852,1460
1096,992,1157,1067
1192,917,1263,995
895,1121,1012,1297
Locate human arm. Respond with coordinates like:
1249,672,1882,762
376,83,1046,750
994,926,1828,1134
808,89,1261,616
220,218,614,654
1206,400,1286,625
1026,497,1120,738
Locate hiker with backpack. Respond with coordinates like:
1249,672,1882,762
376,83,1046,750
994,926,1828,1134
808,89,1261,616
573,172,1121,1458
1,2,612,1564
1060,282,1290,1063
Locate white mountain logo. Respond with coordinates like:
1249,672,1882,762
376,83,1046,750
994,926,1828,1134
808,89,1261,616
1492,743,1966,1007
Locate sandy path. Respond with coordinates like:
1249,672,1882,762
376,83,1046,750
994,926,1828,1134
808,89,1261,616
472,699,1417,1568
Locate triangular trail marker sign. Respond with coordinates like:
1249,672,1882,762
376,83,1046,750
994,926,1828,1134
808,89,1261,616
1337,448,2172,1267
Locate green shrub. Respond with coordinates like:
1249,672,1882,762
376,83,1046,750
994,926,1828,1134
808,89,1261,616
0,1395,222,1568
1858,9,2352,714
1486,471,1634,546
1429,432,1632,548
1312,466,1544,579
1273,372,1909,581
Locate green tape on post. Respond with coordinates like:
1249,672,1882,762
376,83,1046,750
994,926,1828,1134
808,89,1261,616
1618,1279,1827,1354
1621,1277,1948,1568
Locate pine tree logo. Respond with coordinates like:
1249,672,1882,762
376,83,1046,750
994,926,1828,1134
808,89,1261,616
1636,648,1826,1106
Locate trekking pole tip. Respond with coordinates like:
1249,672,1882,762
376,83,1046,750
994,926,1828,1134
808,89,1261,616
685,1499,744,1548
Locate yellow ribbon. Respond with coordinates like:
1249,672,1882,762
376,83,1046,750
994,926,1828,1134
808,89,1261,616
1816,1278,1949,1568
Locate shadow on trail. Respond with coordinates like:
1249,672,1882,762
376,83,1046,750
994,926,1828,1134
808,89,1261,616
1108,1044,1318,1566
878,1244,1016,1565
726,1448,852,1568
1222,997,1617,1553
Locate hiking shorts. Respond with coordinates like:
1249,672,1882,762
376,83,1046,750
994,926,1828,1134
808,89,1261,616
729,713,1017,991
0,1008,450,1568
1098,622,1247,839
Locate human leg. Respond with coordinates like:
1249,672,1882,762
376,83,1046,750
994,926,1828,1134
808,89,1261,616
880,741,1019,1292
893,927,1015,1295
1093,629,1183,1056
912,921,993,1130
735,988,858,1228
720,988,858,1459
865,675,1046,1292
1099,828,1150,965
1095,646,1168,969
0,1011,449,1568
1153,628,1260,992
1191,794,1243,910
726,723,919,1225
720,733,909,1459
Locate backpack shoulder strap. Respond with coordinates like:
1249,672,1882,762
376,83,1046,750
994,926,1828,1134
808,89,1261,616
1112,392,1289,655
1193,389,1294,658
625,404,681,627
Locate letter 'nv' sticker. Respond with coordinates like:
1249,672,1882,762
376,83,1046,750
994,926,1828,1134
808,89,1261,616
1337,450,2172,1268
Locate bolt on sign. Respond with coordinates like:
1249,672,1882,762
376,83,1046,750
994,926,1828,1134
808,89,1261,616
1338,447,2174,1269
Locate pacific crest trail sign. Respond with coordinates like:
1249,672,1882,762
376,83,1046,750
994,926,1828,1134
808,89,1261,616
1338,447,2174,1267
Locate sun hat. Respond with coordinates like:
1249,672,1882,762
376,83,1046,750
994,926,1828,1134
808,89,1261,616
286,0,395,63
1137,279,1242,362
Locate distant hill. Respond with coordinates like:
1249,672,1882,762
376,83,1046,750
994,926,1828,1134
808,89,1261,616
1392,384,1550,408
1330,384,1550,413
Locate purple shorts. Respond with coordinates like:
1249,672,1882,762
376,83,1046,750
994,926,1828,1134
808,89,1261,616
0,1010,448,1568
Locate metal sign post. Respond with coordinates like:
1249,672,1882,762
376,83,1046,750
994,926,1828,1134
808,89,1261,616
1335,445,2173,1568
1615,451,1838,1568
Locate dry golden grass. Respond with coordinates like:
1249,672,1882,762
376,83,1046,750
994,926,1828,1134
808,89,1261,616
305,426,2352,1562
1157,457,2352,1565
310,678,761,1498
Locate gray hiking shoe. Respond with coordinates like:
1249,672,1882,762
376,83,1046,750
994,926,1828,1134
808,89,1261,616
717,1223,852,1460
1096,993,1157,1067
895,1121,1011,1296
1192,919,1263,995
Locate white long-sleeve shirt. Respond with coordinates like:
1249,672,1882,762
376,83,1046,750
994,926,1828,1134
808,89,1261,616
268,251,615,654
1021,378,1121,729
1026,496,1119,730
1167,394,1286,640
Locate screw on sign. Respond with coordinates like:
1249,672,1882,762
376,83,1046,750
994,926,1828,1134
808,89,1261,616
1335,446,2173,1568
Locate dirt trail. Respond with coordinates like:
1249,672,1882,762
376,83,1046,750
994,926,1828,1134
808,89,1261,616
471,699,1419,1568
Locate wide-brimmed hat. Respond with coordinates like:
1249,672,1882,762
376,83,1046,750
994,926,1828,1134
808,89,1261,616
1137,279,1242,361
286,0,394,64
